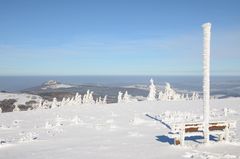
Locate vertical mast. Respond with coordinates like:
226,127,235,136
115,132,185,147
202,22,211,143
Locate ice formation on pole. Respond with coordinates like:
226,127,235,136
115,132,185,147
147,78,156,101
202,22,211,143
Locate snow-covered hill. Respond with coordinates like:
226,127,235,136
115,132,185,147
0,92,42,106
41,80,73,90
0,98,240,159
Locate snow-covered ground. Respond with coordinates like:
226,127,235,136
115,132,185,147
0,92,42,105
0,98,240,159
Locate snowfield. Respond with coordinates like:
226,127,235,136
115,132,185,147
0,92,42,106
0,98,240,159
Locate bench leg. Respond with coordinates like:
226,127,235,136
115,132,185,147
174,138,180,145
180,131,185,146
218,134,224,141
224,127,229,141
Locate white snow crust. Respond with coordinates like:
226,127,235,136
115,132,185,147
0,98,240,159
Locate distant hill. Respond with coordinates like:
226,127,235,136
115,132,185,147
21,80,148,103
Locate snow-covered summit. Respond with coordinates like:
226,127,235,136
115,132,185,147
41,80,73,90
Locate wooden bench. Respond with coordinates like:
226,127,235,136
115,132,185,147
168,120,236,146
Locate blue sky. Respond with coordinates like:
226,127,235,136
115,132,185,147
0,0,239,75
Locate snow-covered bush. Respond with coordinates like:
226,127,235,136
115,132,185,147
18,104,32,111
0,99,16,112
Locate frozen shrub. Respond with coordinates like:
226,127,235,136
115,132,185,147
0,99,17,112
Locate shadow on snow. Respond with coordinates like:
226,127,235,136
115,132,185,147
145,113,218,145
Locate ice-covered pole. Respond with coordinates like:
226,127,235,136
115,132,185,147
202,22,211,143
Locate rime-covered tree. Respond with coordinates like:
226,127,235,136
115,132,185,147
51,97,58,108
75,92,82,105
13,104,20,112
61,97,66,107
158,83,181,101
89,91,95,104
118,91,123,103
190,92,199,100
147,78,156,101
103,95,107,104
38,99,42,108
123,91,130,103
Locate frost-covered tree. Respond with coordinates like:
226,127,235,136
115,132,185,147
13,104,20,112
158,83,182,101
123,91,130,103
190,92,199,100
81,90,95,104
82,94,87,104
147,78,156,101
0,107,2,113
61,97,66,107
86,90,90,103
38,99,42,108
95,97,100,104
158,91,163,100
118,91,123,103
64,97,70,106
66,97,70,103
75,92,79,99
68,97,75,106
89,91,95,104
41,100,49,109
74,92,82,105
82,90,91,104
103,95,107,104
51,97,58,108
180,94,185,100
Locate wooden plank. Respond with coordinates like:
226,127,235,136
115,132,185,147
185,127,199,133
209,125,226,131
